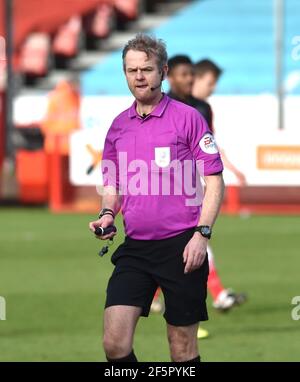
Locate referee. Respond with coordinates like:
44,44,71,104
89,34,225,362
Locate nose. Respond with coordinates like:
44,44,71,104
136,69,144,80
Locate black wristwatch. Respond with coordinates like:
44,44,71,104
98,208,115,219
195,225,212,239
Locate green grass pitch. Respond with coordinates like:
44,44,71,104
0,207,300,361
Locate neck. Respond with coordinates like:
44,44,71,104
192,89,206,101
136,92,163,116
170,89,189,102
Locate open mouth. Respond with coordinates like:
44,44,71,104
136,84,148,89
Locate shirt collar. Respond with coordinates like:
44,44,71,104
128,93,170,119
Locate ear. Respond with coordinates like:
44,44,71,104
161,65,168,81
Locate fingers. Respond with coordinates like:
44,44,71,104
192,255,204,270
89,217,115,238
89,222,96,233
184,251,194,274
191,253,199,270
96,231,117,241
183,246,188,264
197,253,206,268
186,253,199,273
184,252,206,274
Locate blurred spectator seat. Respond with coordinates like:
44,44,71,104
52,15,82,58
114,0,139,21
19,33,50,77
84,3,114,39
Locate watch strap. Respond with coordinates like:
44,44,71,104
98,208,115,219
195,225,212,239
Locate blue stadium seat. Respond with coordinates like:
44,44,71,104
81,0,300,95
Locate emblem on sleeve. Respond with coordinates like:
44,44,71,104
199,133,219,154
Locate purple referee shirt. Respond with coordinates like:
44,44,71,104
102,94,223,240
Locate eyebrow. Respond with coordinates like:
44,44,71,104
126,66,154,71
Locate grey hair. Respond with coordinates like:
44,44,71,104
122,33,168,72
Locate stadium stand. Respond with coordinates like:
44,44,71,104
0,0,143,82
81,0,300,95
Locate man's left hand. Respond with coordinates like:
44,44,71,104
183,233,208,274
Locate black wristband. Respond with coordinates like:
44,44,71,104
98,208,115,219
100,212,114,219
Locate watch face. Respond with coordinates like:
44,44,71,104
201,226,211,235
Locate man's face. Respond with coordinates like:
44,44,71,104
124,50,164,102
167,63,194,97
193,71,218,100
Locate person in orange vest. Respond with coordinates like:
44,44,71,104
41,78,81,208
41,78,80,155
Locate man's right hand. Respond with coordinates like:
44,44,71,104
89,214,116,240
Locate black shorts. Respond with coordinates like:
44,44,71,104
105,228,209,326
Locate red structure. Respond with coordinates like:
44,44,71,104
0,0,139,205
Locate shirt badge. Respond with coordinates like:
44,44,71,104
199,133,219,154
154,147,171,167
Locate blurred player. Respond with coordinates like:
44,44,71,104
193,59,247,325
193,59,247,185
151,55,246,338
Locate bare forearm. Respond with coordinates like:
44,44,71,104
198,174,225,227
184,174,224,273
101,186,122,215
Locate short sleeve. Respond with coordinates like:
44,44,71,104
187,109,223,176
